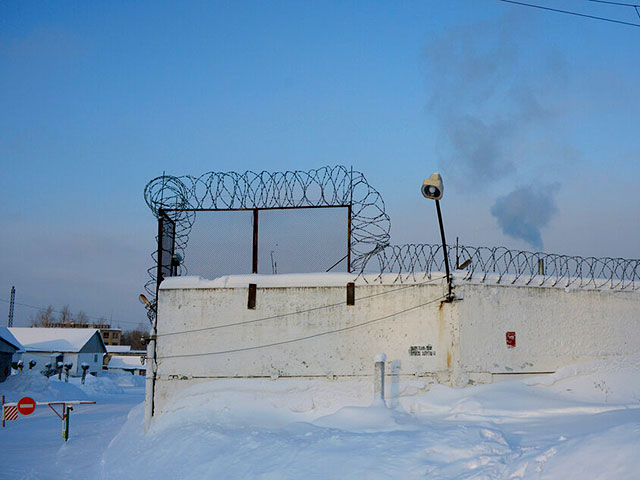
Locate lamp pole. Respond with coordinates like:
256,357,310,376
435,200,453,301
422,173,454,302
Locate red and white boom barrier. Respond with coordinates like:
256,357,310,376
2,395,96,441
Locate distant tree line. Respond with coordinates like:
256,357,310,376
120,325,147,350
30,305,147,350
30,304,94,327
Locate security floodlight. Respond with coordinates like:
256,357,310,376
421,172,453,301
139,293,156,314
421,173,444,201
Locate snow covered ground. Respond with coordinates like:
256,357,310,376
2,356,640,479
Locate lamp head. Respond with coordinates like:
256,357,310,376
421,173,444,200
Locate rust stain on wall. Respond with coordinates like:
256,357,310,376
438,301,451,369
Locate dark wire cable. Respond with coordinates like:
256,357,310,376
497,0,640,27
585,0,639,7
156,294,447,359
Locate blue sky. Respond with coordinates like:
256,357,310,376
1,0,639,328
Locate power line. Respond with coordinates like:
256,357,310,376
155,274,447,338
497,0,640,27
156,294,447,359
584,0,640,20
0,298,144,327
585,0,639,7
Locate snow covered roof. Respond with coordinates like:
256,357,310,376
107,345,131,353
0,327,24,352
108,355,146,370
9,328,105,353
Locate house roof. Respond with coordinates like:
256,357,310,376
108,355,146,370
9,328,105,353
0,327,24,352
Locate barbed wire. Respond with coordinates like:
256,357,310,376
357,243,640,290
143,166,392,314
143,167,638,322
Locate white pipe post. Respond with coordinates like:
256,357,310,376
373,353,386,406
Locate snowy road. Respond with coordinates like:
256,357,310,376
2,356,640,479
0,375,144,480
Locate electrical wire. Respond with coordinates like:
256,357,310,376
585,0,639,7
584,0,640,20
156,293,447,359
154,274,447,338
497,0,640,26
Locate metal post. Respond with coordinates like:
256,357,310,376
61,404,66,439
252,209,259,274
8,286,15,327
156,209,165,298
347,205,352,273
435,200,453,301
348,166,353,274
145,325,157,432
62,405,72,441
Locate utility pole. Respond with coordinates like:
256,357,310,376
7,286,15,327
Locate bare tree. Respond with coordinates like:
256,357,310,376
75,311,89,325
121,323,148,350
30,306,56,327
59,305,73,324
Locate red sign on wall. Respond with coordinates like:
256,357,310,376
506,331,516,348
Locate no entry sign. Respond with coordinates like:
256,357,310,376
17,397,36,416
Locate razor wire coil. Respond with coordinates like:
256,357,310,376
143,166,639,321
357,243,639,291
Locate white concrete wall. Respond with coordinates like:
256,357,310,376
76,352,103,376
149,276,640,417
15,351,62,371
152,278,454,415
14,351,103,376
455,284,640,377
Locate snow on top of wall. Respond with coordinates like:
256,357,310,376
9,327,101,353
107,345,132,353
0,326,24,352
159,271,639,293
160,273,447,289
108,355,146,370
